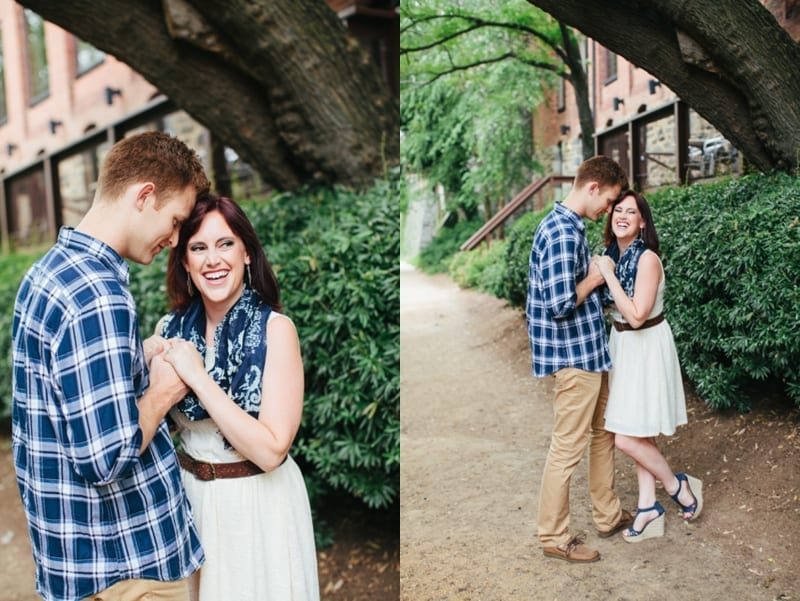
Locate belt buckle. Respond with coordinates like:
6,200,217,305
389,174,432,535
208,462,217,480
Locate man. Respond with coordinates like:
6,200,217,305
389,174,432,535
526,155,632,563
12,131,209,601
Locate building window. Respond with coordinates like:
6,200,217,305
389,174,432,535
24,9,49,104
557,78,566,112
7,167,49,248
75,37,105,76
57,140,111,227
0,30,7,124
604,48,617,84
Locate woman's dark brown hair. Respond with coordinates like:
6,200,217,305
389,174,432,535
166,193,281,312
603,189,660,256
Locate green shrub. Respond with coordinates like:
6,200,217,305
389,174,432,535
585,214,607,254
243,179,399,509
475,242,508,298
130,251,170,339
417,217,483,274
448,240,507,295
652,173,800,411
0,252,47,417
500,207,551,308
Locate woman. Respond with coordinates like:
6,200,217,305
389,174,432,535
152,193,320,600
596,190,703,543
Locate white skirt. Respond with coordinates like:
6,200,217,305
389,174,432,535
604,320,687,437
173,412,319,601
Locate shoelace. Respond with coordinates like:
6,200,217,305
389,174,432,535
563,535,586,554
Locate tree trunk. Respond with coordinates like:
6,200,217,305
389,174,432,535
527,0,800,173
559,24,595,161
20,0,399,191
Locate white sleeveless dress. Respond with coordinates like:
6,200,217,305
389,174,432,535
170,312,320,601
604,253,687,437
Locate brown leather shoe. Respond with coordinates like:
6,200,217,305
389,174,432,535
597,509,634,539
542,536,600,563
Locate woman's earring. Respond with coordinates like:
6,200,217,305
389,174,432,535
246,264,252,288
187,276,194,296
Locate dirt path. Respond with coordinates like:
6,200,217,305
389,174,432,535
400,265,799,601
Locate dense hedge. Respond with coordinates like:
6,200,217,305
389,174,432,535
1,178,399,512
451,173,800,411
499,211,545,307
0,253,43,417
244,180,400,509
653,173,800,411
448,240,507,296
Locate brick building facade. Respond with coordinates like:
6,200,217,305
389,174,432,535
535,0,800,192
0,1,398,252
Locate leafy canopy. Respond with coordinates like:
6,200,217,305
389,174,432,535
401,0,559,214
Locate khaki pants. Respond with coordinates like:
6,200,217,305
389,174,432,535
537,368,623,546
82,578,190,601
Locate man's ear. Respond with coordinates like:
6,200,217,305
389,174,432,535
586,181,600,195
134,182,156,211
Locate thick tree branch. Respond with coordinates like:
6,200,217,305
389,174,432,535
19,0,399,190
526,0,800,173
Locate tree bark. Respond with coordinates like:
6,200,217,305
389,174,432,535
559,24,594,160
20,0,399,191
526,0,800,173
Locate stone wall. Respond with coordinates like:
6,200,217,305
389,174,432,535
401,175,440,260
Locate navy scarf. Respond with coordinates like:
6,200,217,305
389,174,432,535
161,288,271,421
602,237,646,304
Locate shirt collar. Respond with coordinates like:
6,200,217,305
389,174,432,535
554,202,585,233
58,227,130,286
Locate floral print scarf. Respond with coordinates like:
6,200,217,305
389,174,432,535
161,288,271,421
602,237,646,304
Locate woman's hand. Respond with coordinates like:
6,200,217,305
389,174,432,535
162,339,207,390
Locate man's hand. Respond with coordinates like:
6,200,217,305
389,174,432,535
148,353,190,413
585,257,606,288
594,255,616,281
137,354,190,454
143,335,167,367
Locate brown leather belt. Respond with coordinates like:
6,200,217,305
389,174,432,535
613,313,665,332
177,450,264,481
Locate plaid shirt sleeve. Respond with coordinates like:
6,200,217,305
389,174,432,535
51,294,143,485
537,226,580,319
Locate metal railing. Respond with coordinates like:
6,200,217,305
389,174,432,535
460,174,573,251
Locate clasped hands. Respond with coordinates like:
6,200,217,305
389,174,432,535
591,255,616,282
144,335,207,396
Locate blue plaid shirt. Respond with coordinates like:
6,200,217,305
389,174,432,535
526,203,612,377
12,228,204,601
